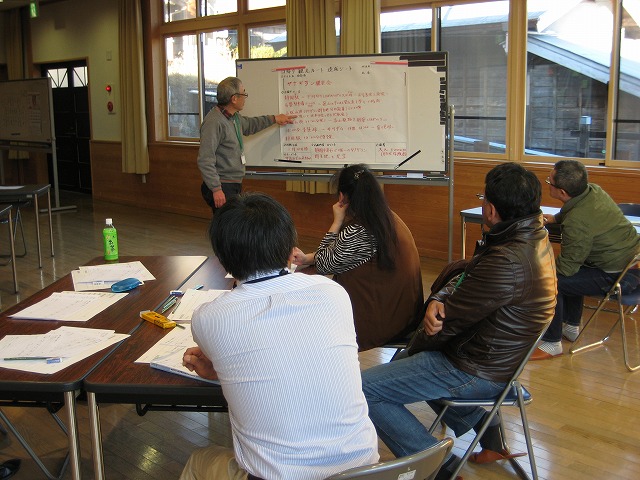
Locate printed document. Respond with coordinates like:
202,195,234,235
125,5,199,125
9,291,127,321
0,326,129,374
71,261,156,291
136,324,219,385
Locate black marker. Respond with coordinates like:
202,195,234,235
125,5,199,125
275,158,302,164
394,150,421,170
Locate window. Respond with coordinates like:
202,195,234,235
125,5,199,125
160,1,285,139
380,8,432,53
248,24,287,58
441,1,510,154
615,0,640,162
525,0,612,159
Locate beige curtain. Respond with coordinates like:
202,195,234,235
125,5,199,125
340,0,381,55
5,10,25,80
285,0,337,194
287,0,336,57
118,0,149,174
5,9,29,162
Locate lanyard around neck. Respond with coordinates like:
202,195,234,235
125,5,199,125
243,269,289,285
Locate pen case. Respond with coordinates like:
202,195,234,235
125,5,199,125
111,277,142,292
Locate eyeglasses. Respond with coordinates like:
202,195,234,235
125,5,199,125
476,193,485,201
234,92,249,98
545,176,559,188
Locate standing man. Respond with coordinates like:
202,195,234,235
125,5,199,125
361,163,556,479
532,160,640,359
180,193,379,480
198,77,296,213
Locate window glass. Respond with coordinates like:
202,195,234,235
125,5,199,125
47,68,68,88
166,34,199,138
73,67,88,87
615,0,640,162
202,0,237,16
249,24,287,58
201,29,238,118
380,8,432,53
248,0,285,9
526,0,612,159
164,0,196,22
441,1,509,154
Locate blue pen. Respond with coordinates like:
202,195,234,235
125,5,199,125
161,297,177,313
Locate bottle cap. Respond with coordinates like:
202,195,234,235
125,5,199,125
106,218,112,224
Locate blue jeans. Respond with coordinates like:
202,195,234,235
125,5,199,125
361,351,505,458
543,266,640,342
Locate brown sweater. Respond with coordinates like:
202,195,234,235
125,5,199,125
334,213,424,351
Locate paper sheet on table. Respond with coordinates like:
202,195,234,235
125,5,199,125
167,289,229,322
71,261,156,291
9,291,128,321
136,324,219,385
0,326,129,374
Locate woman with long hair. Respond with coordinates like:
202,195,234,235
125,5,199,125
292,164,424,350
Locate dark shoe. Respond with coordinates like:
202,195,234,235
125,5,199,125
0,459,20,480
469,448,527,464
530,347,562,361
435,455,463,480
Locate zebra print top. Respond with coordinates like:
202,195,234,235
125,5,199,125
315,223,378,275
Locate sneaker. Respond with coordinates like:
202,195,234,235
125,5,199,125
562,324,579,342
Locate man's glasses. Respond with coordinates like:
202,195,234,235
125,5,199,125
235,92,249,98
545,177,559,188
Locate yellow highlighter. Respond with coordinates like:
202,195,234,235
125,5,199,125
140,310,179,329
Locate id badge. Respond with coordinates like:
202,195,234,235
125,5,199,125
241,154,246,165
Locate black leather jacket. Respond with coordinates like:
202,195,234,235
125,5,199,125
426,212,557,383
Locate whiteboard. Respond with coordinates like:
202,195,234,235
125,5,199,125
237,53,448,173
0,78,54,144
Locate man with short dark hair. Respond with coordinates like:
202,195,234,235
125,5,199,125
361,163,557,479
197,77,296,214
532,159,640,359
180,193,378,480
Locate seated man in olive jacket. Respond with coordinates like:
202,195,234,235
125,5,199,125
361,162,557,479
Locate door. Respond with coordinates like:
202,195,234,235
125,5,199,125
41,61,91,193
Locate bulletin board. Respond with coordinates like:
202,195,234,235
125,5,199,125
0,78,53,144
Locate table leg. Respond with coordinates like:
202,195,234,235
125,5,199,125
88,392,105,480
8,209,17,292
461,216,467,259
34,194,42,268
47,188,55,257
64,390,82,480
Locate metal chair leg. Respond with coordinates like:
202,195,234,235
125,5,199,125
0,408,70,480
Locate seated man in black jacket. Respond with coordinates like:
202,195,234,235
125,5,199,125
361,163,557,479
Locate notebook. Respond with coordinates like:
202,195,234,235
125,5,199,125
150,350,220,385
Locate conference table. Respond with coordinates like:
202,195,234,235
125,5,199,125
0,184,54,269
0,204,17,293
0,255,208,480
459,206,640,259
84,256,234,480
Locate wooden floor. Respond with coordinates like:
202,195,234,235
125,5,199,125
1,191,639,479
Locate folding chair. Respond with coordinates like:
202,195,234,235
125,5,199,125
381,332,413,361
426,329,547,480
617,203,640,216
324,438,454,480
0,202,28,260
569,252,640,372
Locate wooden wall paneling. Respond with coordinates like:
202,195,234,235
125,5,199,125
90,143,640,261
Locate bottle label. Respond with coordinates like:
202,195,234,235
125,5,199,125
103,229,118,260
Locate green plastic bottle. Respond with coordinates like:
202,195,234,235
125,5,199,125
103,218,119,261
